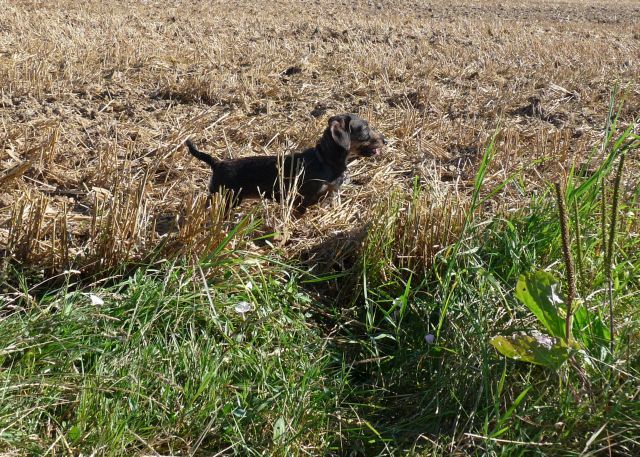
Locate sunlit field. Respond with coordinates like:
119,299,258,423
1,0,639,455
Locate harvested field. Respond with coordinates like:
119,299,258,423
1,1,640,455
1,0,639,276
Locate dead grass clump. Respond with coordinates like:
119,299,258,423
363,183,469,282
1,174,237,277
160,191,237,260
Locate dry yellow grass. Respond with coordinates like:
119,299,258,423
1,0,638,276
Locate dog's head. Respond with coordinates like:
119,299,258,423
327,114,387,159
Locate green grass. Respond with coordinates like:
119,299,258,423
0,258,346,455
1,121,639,455
342,198,640,455
331,112,640,455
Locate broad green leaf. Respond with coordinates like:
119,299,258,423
573,302,611,350
490,333,570,369
515,272,566,339
273,417,286,442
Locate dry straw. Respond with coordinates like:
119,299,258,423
0,0,638,279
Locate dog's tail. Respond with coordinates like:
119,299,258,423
185,139,218,169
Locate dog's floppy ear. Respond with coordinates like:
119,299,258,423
328,115,351,150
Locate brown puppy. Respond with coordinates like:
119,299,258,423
186,114,386,215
